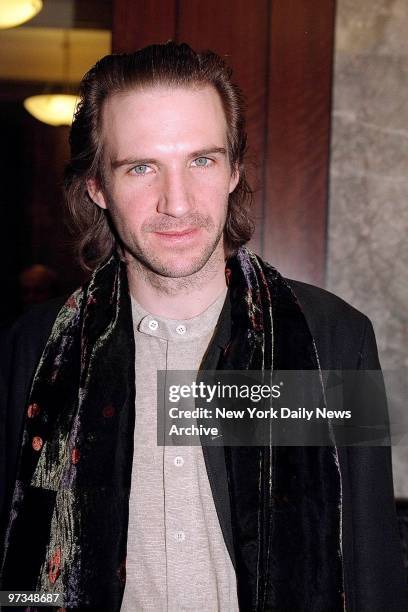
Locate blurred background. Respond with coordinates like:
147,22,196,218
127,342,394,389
0,0,111,322
1,0,407,540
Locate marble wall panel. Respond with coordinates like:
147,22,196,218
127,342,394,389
328,0,408,496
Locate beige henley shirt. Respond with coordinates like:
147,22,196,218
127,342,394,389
120,288,239,612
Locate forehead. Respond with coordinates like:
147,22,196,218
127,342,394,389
100,85,228,157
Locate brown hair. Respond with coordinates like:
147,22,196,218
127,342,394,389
64,41,254,270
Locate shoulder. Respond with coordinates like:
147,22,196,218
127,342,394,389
5,297,64,332
284,278,377,370
0,297,66,378
286,278,366,325
1,296,66,345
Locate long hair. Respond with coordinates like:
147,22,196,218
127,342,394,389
64,41,254,270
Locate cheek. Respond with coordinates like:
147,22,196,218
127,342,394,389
109,184,155,220
193,173,232,203
111,182,147,206
107,197,144,237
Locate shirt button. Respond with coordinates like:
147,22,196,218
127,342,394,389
174,456,184,467
176,324,186,335
174,531,186,542
148,319,158,331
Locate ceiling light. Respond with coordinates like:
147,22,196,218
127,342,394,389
24,30,78,127
0,0,43,29
23,94,78,126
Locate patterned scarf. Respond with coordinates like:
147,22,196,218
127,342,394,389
1,247,344,611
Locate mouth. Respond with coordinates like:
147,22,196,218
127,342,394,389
153,228,200,243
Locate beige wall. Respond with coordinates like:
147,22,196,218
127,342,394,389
328,0,408,496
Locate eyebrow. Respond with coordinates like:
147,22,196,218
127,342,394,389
110,147,227,170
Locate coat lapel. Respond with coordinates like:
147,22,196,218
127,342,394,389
199,250,345,611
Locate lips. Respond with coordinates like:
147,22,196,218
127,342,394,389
155,228,197,236
153,228,200,242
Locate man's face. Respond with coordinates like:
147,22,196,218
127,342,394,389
87,85,239,278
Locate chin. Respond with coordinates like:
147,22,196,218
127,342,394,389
137,248,218,278
147,257,211,278
125,233,224,277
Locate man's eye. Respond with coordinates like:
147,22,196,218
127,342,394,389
131,165,149,175
193,157,211,167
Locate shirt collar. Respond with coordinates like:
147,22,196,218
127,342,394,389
130,287,228,342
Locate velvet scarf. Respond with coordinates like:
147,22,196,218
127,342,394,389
1,247,345,611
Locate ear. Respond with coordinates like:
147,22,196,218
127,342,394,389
86,178,108,210
228,164,240,194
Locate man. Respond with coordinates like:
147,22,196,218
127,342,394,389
0,42,406,611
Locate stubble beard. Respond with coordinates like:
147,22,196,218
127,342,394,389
117,213,228,296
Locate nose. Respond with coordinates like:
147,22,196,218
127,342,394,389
156,168,193,217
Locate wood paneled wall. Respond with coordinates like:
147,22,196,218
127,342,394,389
0,103,85,324
112,0,336,285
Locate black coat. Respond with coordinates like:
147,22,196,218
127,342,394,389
1,280,407,611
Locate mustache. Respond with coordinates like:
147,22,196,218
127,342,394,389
143,213,214,233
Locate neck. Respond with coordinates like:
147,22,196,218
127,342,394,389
126,248,227,319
